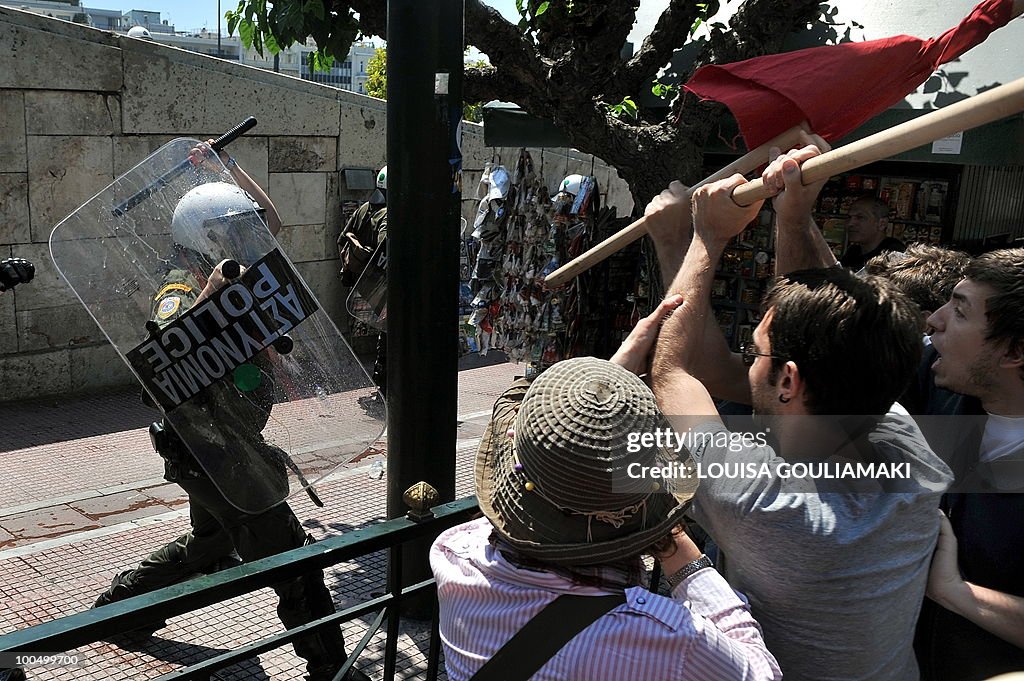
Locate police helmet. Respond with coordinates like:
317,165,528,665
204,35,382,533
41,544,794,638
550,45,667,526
552,174,598,217
170,182,265,262
557,174,585,198
369,165,387,205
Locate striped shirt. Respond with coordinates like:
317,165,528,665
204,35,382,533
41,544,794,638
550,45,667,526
431,518,781,681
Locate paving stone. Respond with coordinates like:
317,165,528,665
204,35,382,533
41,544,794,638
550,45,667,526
138,483,189,508
69,491,172,525
0,505,99,541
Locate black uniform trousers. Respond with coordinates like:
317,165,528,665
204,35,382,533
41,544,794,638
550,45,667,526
97,472,346,677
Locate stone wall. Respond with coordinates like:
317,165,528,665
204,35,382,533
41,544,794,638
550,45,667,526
0,7,632,402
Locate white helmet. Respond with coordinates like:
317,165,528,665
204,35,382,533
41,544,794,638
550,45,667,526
557,174,585,198
553,174,598,216
127,26,152,40
369,165,387,205
170,182,264,261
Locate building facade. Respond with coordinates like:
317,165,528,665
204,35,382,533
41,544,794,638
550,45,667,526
0,0,377,93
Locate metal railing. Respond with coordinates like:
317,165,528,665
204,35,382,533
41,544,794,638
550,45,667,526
0,495,479,680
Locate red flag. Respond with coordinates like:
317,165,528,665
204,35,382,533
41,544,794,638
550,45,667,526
684,0,1016,149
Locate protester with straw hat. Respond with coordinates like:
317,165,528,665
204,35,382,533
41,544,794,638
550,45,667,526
431,300,782,681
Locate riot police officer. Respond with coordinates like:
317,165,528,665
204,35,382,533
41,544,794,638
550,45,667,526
339,166,388,402
92,143,369,681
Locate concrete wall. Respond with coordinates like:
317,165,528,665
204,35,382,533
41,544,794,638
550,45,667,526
0,7,632,402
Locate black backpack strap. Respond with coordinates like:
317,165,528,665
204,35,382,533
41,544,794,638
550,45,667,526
469,593,627,681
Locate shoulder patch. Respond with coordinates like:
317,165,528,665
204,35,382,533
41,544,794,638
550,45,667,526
156,295,181,319
154,282,194,301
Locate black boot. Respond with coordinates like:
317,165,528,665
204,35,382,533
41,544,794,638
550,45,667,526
92,571,166,638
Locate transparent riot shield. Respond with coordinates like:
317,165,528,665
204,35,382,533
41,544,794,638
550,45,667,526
49,138,384,514
345,239,387,331
346,216,467,331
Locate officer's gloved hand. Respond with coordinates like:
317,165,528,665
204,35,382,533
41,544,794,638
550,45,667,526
0,258,34,292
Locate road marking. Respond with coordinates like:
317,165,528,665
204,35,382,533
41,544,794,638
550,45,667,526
458,409,493,421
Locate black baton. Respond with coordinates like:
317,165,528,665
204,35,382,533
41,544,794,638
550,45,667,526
112,117,258,217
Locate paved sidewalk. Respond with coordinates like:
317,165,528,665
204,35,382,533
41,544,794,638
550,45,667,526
0,355,521,680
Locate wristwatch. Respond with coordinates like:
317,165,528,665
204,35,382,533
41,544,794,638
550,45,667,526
665,554,713,591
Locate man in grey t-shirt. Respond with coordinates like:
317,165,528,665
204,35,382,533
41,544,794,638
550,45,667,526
684,410,950,680
644,140,952,680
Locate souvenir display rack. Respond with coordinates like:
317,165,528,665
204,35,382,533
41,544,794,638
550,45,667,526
461,150,644,375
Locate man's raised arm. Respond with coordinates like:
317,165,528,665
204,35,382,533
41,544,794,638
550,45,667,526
645,182,750,404
763,133,838,273
651,175,764,430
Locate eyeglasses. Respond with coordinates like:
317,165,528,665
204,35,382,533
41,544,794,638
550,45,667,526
739,343,787,367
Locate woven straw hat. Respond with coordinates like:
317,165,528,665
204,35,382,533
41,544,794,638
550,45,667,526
476,357,698,566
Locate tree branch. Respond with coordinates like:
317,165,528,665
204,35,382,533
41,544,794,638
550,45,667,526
346,0,386,38
554,1,640,86
670,0,821,156
697,0,821,67
464,0,550,95
619,0,706,96
465,67,535,106
729,0,822,57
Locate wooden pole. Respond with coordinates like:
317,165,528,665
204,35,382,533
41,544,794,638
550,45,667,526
543,124,808,288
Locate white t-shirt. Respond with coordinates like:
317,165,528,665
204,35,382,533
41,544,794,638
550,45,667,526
980,412,1024,463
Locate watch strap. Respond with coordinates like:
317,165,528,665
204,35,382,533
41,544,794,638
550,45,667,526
665,554,713,591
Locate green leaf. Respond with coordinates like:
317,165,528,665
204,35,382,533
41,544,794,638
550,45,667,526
238,18,255,49
651,82,677,100
286,7,305,35
464,101,483,122
264,31,280,55
621,97,638,118
365,47,387,98
535,1,550,16
606,96,638,120
309,50,335,72
303,0,325,21
515,0,525,16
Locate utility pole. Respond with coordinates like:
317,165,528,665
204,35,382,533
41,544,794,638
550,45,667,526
385,0,463,618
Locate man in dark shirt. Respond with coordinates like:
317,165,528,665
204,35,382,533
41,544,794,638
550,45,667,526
839,196,905,270
906,248,1024,681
